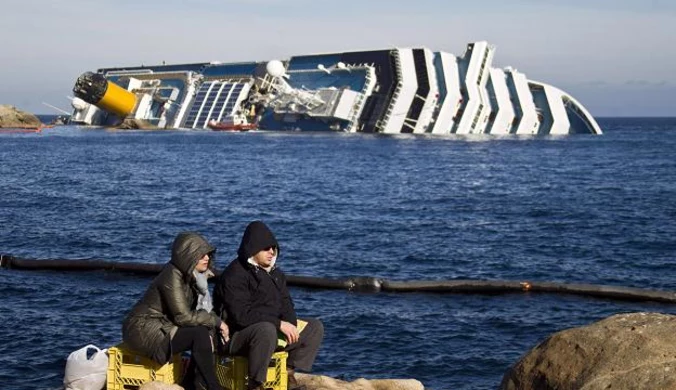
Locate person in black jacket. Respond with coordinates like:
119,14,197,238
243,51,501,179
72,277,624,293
213,221,323,390
123,232,228,390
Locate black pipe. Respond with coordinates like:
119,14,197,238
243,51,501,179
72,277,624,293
528,281,676,304
286,275,354,290
382,279,526,293
2,255,676,304
1,256,163,276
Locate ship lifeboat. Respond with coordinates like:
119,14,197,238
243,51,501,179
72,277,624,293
207,119,257,132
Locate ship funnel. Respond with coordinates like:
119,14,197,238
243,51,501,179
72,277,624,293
73,72,137,118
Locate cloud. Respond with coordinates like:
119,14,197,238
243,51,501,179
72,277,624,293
626,80,651,86
582,80,609,86
624,80,671,87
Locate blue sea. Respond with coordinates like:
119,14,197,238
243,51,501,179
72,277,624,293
1,118,675,390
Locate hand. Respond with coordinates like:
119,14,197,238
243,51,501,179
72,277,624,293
279,321,299,345
219,322,230,343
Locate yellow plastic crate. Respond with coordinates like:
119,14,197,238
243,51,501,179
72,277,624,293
107,343,183,390
216,351,288,390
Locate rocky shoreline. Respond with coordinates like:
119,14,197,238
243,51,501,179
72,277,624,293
0,105,42,128
0,105,161,130
139,375,424,390
124,312,676,390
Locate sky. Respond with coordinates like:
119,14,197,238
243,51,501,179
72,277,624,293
1,0,675,117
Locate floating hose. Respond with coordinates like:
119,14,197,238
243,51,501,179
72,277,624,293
0,255,162,276
2,255,676,303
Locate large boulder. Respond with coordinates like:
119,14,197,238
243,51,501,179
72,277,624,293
501,312,676,390
0,105,42,128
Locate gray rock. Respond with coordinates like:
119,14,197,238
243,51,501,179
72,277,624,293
117,118,157,130
139,381,183,390
501,312,676,390
125,373,423,390
0,105,42,128
297,373,425,390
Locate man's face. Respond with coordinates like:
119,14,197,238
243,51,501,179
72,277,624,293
253,246,276,268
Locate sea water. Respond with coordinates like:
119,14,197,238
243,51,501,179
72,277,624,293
1,118,675,389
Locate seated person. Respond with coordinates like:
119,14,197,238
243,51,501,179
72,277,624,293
123,232,229,390
213,221,323,390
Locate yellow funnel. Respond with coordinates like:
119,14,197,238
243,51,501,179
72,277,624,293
97,81,137,117
73,72,137,117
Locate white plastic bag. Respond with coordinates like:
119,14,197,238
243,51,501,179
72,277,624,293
63,344,108,390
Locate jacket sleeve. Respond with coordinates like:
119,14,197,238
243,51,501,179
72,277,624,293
159,269,219,328
212,276,228,322
279,273,297,326
222,270,282,329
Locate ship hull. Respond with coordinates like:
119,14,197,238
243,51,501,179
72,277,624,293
70,42,602,135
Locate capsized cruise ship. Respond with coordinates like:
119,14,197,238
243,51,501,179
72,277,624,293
70,41,602,135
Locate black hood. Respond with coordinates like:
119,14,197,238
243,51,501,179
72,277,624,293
170,232,216,275
237,221,279,260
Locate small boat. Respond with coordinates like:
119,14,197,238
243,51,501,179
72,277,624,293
50,115,69,126
207,119,256,132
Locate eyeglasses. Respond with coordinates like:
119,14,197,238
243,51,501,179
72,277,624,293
262,246,276,252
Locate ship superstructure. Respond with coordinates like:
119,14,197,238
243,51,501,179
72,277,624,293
70,41,602,135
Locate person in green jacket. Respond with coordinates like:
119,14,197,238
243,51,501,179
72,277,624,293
123,232,229,390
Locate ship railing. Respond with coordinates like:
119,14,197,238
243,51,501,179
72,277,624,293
379,85,402,132
345,66,377,132
469,103,485,132
378,50,406,132
403,117,418,131
105,69,154,77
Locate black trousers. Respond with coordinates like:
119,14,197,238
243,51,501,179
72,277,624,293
228,318,324,385
171,326,221,390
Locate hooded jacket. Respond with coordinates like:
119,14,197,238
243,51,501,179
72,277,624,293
122,232,221,364
213,221,297,332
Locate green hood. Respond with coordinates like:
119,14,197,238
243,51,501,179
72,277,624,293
170,232,216,276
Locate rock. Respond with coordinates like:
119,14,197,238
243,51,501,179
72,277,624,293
117,118,157,130
139,381,183,390
0,105,42,128
296,373,425,390
127,374,423,390
500,312,676,390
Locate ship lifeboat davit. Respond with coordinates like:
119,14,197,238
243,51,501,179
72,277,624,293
72,72,137,118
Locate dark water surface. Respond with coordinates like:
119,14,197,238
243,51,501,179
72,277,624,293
1,118,675,389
